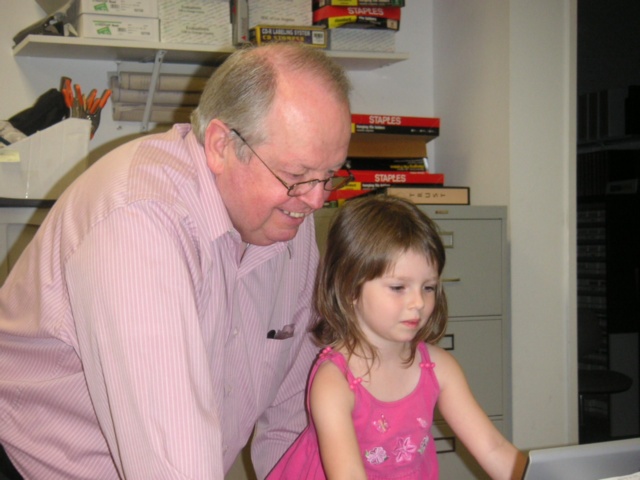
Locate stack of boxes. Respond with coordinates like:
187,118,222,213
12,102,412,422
313,1,405,53
70,0,405,52
246,0,405,53
71,0,233,47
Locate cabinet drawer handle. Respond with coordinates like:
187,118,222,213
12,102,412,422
439,334,455,351
435,435,457,454
442,277,461,283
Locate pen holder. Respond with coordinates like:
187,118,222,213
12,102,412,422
0,118,91,199
87,109,101,139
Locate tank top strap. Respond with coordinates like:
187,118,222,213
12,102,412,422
417,341,440,395
418,342,436,370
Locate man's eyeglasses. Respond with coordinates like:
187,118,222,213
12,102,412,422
231,129,353,197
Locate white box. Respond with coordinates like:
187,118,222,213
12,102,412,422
159,0,232,45
328,28,395,52
73,0,158,18
248,0,312,29
76,13,160,41
0,119,91,199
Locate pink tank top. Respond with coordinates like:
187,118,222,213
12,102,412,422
267,342,440,480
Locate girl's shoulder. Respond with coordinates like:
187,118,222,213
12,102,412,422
314,347,351,380
425,342,453,365
312,347,361,390
425,342,465,389
310,348,357,412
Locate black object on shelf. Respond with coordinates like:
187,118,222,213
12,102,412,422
0,197,56,208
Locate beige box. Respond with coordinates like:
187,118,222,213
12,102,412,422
73,0,159,18
248,0,312,29
159,0,232,45
75,13,160,41
328,28,395,52
0,119,91,200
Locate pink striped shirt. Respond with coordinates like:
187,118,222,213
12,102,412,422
0,124,320,479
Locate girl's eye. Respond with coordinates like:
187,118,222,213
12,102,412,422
390,285,405,292
423,285,436,292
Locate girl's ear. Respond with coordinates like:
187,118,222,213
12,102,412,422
351,295,360,310
203,119,232,175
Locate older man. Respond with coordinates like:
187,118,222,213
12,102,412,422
0,43,352,479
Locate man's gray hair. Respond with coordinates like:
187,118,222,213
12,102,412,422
190,42,351,157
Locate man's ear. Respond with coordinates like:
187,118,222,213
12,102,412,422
204,119,232,175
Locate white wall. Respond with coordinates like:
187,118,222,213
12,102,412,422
1,0,577,452
508,1,578,448
432,0,578,449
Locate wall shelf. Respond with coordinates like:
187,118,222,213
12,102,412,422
13,35,409,70
13,34,408,131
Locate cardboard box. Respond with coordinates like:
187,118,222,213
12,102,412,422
158,0,232,45
314,0,405,7
76,13,160,41
328,28,394,52
0,119,91,199
313,6,401,30
160,22,232,46
348,134,429,158
250,25,327,48
248,0,312,29
73,0,158,18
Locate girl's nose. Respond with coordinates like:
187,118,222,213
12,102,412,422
410,289,426,311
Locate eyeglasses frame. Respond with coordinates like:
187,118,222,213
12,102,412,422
230,128,353,197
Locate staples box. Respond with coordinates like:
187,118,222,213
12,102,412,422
248,0,312,29
76,13,160,41
314,0,405,6
73,0,159,18
313,6,401,30
0,119,91,199
159,0,232,45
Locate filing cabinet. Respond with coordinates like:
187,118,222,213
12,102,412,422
0,203,52,285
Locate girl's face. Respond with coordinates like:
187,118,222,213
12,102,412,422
354,249,439,349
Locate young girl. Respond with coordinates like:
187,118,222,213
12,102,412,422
267,196,526,480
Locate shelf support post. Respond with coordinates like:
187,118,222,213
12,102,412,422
141,49,166,132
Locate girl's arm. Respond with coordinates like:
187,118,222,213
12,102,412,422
429,345,528,480
309,361,368,480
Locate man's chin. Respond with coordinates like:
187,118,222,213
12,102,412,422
249,226,301,246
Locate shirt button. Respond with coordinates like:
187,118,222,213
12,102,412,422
232,328,239,337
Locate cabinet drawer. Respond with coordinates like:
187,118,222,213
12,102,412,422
436,319,503,417
434,419,504,480
1,207,50,285
435,218,504,317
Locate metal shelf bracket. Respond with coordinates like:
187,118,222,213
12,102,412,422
141,49,166,132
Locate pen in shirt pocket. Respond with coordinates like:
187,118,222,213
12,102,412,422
267,324,295,340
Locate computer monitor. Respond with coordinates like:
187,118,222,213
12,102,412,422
523,438,640,480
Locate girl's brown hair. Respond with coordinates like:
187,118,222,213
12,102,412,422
312,195,448,366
